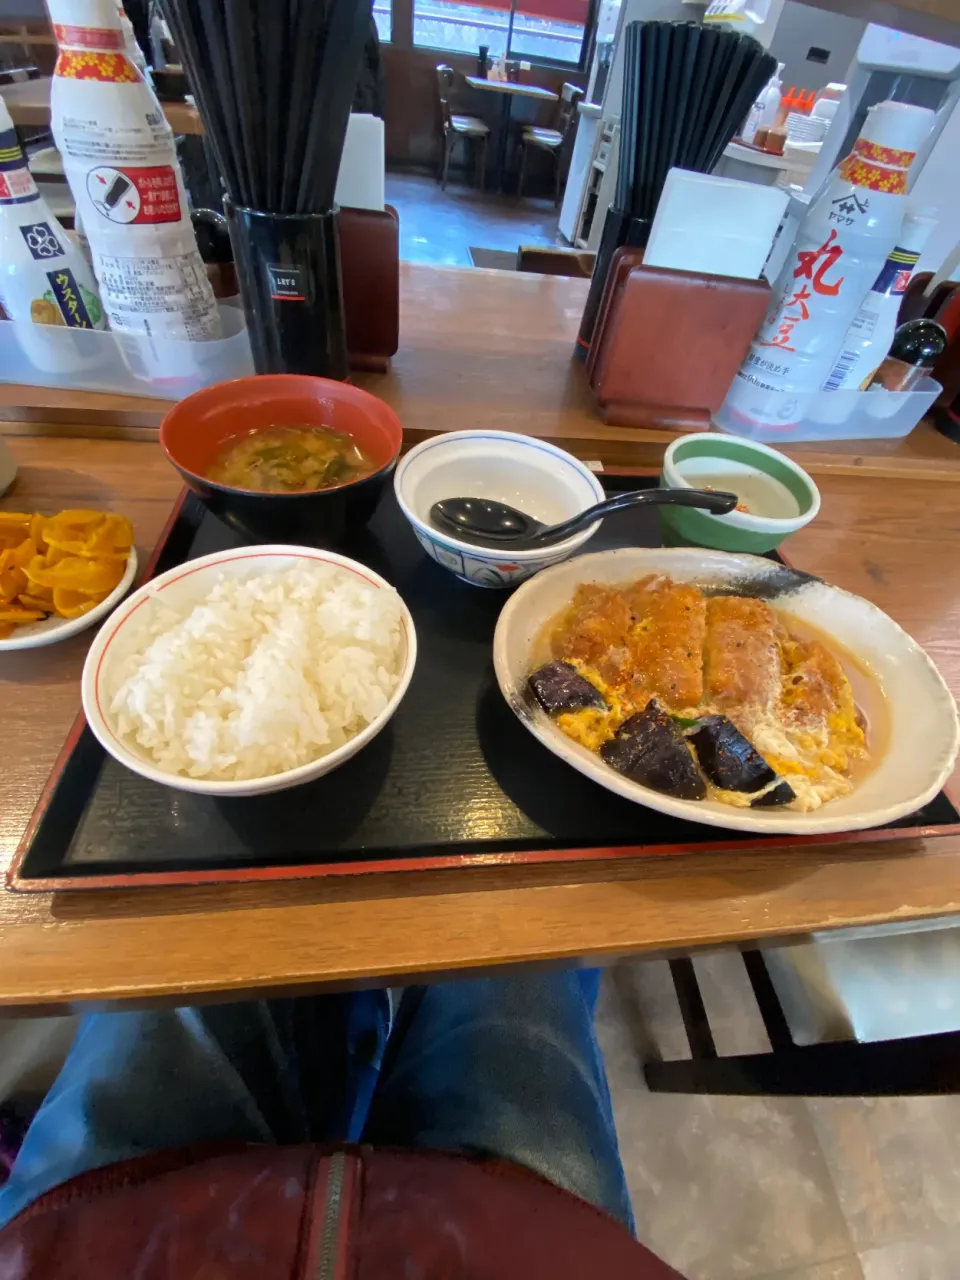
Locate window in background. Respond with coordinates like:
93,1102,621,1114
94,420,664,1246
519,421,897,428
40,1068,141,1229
413,0,589,67
509,0,589,65
414,1,511,59
373,0,392,41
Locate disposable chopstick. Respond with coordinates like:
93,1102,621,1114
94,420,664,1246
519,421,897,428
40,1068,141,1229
694,37,755,171
224,0,264,211
296,0,373,212
664,23,700,184
159,0,239,200
705,49,777,171
615,22,640,211
676,25,720,173
194,0,253,206
281,0,330,211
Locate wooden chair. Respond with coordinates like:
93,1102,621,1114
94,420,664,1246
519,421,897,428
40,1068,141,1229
517,82,584,205
436,64,489,191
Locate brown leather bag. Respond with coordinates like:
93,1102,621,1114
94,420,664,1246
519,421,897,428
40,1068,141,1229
0,1145,686,1279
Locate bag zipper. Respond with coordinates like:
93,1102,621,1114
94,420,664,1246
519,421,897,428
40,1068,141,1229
314,1150,348,1280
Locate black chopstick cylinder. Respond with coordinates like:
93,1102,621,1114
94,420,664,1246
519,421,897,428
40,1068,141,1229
159,0,374,379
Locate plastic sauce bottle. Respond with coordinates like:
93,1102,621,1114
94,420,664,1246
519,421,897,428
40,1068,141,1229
0,94,103,330
47,0,220,370
757,62,784,130
822,208,936,391
741,62,782,145
0,93,106,372
722,100,935,429
869,318,946,392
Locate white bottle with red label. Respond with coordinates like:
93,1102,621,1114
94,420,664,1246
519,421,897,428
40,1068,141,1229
0,92,106,370
47,0,220,370
821,208,935,392
722,101,935,428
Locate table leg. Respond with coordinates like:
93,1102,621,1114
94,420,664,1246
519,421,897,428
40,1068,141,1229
495,93,512,193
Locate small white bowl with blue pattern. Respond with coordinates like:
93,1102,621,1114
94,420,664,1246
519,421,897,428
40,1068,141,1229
394,431,606,588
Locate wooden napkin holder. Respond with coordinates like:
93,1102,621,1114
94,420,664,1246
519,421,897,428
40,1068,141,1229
587,258,771,430
338,204,400,373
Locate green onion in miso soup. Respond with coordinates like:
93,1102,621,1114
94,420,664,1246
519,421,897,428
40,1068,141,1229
207,426,376,493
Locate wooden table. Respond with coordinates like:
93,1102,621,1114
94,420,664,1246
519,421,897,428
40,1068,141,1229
464,76,558,192
2,264,960,1012
3,74,203,135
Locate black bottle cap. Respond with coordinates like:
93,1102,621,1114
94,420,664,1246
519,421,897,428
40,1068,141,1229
889,318,948,368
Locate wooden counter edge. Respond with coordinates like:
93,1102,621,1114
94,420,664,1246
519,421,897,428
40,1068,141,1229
4,414,960,483
2,830,960,1010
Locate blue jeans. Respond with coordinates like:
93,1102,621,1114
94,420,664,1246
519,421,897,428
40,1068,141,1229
0,969,634,1233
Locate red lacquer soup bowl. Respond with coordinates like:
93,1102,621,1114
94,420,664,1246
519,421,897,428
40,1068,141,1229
160,374,404,545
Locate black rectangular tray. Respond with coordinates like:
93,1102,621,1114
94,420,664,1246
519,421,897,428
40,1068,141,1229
10,475,960,891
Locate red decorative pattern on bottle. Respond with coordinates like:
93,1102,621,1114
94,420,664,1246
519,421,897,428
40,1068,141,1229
53,24,125,50
54,50,141,82
851,138,917,169
837,154,908,195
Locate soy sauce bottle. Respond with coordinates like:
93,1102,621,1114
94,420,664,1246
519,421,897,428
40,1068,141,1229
869,318,947,393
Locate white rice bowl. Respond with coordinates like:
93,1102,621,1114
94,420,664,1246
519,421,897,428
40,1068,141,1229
82,546,417,797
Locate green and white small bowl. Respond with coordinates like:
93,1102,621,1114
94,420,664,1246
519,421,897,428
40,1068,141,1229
659,434,820,554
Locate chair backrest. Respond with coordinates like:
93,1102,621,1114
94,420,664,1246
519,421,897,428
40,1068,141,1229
556,83,584,139
436,64,454,131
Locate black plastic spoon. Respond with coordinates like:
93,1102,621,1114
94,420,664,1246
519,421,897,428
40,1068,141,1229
430,488,739,549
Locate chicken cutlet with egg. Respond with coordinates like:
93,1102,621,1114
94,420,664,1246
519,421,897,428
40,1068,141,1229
780,634,866,775
551,576,705,713
704,596,781,714
535,576,871,812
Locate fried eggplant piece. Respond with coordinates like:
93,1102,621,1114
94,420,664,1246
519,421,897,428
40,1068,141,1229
689,715,777,793
528,661,606,714
704,595,781,711
751,780,797,808
601,699,706,800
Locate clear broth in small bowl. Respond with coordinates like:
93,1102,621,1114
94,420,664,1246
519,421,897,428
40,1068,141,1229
207,425,376,493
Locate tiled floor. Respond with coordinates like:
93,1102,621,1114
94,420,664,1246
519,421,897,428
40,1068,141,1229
385,169,562,267
597,956,960,1280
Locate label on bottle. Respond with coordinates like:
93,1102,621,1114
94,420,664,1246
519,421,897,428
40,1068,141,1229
869,245,920,298
96,250,219,339
738,225,849,390
86,165,181,223
822,241,922,391
44,265,98,327
0,125,39,204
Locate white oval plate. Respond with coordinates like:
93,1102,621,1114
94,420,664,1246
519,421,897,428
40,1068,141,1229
493,547,960,836
0,548,138,652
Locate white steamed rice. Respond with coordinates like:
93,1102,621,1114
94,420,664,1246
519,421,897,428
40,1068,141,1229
107,563,405,781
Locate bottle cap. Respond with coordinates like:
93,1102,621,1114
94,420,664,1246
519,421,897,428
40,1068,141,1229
860,101,935,159
890,318,947,367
